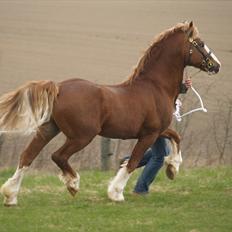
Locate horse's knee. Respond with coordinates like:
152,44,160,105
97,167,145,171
51,153,63,166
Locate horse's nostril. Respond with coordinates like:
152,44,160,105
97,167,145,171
214,66,220,73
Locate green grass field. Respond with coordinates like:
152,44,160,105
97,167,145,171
0,167,231,232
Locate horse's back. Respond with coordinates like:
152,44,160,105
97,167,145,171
57,78,104,109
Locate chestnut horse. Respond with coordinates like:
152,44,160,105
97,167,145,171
0,21,220,206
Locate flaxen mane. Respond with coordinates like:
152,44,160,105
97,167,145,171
125,22,199,84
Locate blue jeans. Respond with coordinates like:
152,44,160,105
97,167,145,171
125,137,170,194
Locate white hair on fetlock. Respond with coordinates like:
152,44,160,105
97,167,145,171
59,172,80,191
165,140,182,174
108,166,131,202
1,166,28,206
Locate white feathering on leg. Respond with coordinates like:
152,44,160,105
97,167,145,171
59,172,80,192
1,166,28,206
108,166,131,202
165,141,182,174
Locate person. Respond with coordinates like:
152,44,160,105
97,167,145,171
120,79,192,195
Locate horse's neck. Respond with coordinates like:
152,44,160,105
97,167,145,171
145,39,185,99
137,60,184,104
122,33,185,99
152,64,183,94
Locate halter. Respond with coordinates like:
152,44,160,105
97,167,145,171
186,38,215,72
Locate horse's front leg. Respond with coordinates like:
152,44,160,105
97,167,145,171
108,133,158,202
161,128,182,179
160,128,181,152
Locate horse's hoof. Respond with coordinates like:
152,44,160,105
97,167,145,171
107,186,125,202
67,186,78,197
108,191,124,202
3,196,18,207
166,164,176,180
1,183,18,206
4,202,17,207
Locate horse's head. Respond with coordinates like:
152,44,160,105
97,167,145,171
184,21,221,74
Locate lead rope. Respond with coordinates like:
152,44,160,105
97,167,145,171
173,69,207,122
0,130,36,134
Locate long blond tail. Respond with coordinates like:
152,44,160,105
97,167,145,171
0,80,59,134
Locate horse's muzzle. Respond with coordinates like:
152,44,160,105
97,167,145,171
213,64,220,73
208,64,220,74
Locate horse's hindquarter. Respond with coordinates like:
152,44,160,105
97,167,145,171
52,79,105,138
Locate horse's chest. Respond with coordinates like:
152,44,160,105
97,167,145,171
144,105,173,131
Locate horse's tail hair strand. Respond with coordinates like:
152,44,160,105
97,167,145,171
0,80,59,134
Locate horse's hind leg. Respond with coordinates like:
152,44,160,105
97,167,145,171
51,136,94,196
1,120,60,206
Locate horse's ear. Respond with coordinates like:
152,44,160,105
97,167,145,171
189,21,193,28
187,21,194,38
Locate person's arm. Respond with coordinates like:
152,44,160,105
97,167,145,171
180,79,192,94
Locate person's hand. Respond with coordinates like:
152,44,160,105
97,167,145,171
184,79,192,89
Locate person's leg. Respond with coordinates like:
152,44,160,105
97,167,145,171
133,137,170,194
